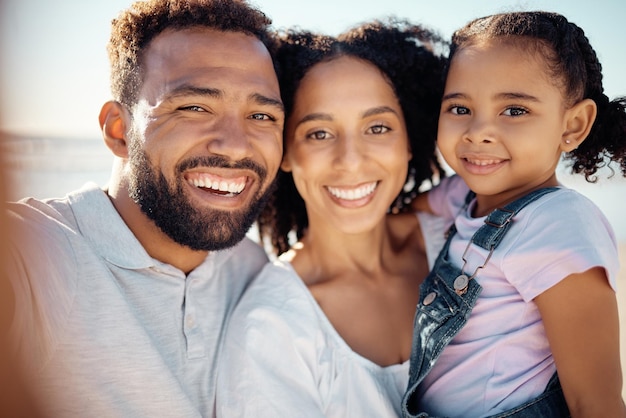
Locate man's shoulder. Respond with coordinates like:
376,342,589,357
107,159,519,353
214,236,269,277
231,236,268,263
7,195,76,255
6,184,109,277
7,183,103,228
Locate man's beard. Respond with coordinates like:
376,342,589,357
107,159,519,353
127,142,273,252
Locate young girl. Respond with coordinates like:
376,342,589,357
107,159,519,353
403,11,626,418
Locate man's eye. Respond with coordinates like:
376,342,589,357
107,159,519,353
250,113,275,121
180,105,206,112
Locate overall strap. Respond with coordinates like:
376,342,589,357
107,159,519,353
471,187,559,251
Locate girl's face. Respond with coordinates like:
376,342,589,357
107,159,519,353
438,41,573,212
282,56,411,234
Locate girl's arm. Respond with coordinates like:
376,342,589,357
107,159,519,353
534,267,626,417
411,191,434,214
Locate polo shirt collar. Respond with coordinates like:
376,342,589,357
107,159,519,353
67,183,157,270
66,183,238,274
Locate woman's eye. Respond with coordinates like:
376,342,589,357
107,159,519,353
305,130,331,141
503,107,528,116
449,105,470,115
368,124,390,134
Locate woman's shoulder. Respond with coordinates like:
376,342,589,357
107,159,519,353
233,258,322,321
244,259,309,302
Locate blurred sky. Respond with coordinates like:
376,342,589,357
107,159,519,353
0,0,624,139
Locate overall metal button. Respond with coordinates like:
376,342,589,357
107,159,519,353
454,274,469,295
423,292,437,306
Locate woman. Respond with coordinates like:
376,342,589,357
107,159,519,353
216,19,448,417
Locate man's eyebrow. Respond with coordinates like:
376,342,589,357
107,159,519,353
250,93,284,112
165,85,222,100
361,106,398,118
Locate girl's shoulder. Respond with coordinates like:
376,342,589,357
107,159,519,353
508,187,612,241
525,187,604,220
428,175,471,219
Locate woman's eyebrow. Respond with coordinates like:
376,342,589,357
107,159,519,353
361,106,398,118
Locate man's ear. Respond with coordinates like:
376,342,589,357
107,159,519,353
99,101,130,158
561,98,597,152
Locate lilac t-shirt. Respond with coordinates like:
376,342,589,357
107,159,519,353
417,175,618,417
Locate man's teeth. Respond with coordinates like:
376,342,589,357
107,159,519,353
327,182,377,200
188,178,245,194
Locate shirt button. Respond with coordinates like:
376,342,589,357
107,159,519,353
185,315,195,328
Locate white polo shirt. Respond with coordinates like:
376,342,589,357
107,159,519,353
7,183,268,417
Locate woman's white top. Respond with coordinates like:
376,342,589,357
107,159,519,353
216,212,445,418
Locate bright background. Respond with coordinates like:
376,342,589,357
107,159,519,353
1,0,624,236
0,2,624,223
1,0,624,138
1,0,626,400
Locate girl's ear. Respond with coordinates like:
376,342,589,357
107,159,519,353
561,98,597,152
99,101,130,158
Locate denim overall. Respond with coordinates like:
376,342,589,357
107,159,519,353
402,187,570,418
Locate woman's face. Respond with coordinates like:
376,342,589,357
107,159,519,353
282,56,411,234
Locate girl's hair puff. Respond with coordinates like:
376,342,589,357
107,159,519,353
449,11,626,181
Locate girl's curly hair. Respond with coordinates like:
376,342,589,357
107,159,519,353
450,11,626,182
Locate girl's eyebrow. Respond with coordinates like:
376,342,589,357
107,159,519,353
441,92,540,102
442,92,467,101
495,92,540,102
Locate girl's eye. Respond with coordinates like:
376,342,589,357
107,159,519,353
503,107,528,116
368,124,390,134
449,105,470,115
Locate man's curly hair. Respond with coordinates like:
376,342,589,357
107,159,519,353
258,18,449,255
107,0,275,107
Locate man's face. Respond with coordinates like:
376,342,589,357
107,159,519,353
126,28,284,251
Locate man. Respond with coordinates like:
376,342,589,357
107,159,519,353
4,0,284,416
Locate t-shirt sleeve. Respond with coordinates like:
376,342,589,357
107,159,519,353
427,175,471,223
501,189,619,301
216,262,327,418
6,201,79,370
